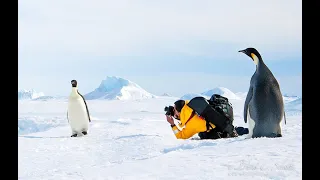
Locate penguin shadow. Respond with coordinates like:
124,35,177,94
18,135,70,139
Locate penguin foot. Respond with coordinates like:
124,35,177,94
71,134,78,137
270,133,282,138
82,131,87,135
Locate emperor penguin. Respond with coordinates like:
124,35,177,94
67,80,91,137
238,47,285,138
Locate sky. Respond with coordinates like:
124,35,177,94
18,0,302,97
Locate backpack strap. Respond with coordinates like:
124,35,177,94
184,110,214,132
184,110,196,126
206,121,212,131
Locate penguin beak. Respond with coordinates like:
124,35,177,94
238,49,246,54
239,49,252,59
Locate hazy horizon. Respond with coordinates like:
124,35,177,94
18,0,302,97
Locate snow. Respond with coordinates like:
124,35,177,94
18,92,302,180
84,76,156,100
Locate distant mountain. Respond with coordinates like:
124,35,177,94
200,87,240,100
18,89,45,100
180,87,240,100
180,93,208,100
160,93,171,97
84,76,156,100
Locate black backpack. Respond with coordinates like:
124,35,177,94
186,94,234,133
208,94,234,124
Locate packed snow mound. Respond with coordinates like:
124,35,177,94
84,76,156,100
180,93,209,100
32,95,67,101
18,116,66,135
18,89,45,100
201,87,240,100
283,94,300,104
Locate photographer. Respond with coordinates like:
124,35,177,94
165,99,249,140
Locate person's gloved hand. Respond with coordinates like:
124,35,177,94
166,115,174,126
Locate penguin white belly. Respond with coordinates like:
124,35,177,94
246,107,255,139
68,98,89,133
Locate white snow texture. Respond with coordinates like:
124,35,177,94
18,77,302,180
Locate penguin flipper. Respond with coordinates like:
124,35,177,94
244,86,253,123
77,90,91,122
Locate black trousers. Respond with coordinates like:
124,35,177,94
198,126,249,140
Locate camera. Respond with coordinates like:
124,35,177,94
164,106,174,116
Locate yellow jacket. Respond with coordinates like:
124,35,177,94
171,100,216,139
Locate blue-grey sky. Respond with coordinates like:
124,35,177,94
18,0,302,97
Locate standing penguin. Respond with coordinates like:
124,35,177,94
238,47,285,138
67,80,91,137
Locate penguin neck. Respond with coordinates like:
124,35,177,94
253,55,265,72
70,87,79,97
255,58,272,76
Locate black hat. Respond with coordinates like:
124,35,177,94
174,100,185,112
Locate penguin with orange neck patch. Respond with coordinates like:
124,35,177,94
67,80,91,137
239,48,285,138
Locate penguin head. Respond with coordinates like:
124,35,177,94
238,47,262,65
71,80,77,87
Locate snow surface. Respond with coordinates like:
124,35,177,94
84,76,156,100
18,92,302,180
